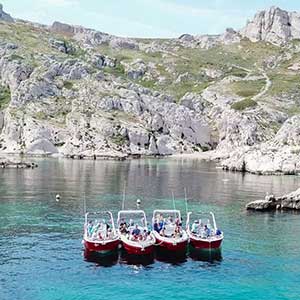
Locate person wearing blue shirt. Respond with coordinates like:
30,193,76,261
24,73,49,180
153,220,160,233
204,225,211,237
132,225,141,237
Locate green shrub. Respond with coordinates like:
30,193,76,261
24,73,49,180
139,79,156,89
111,133,127,146
231,98,257,111
35,111,47,120
63,81,73,90
8,54,24,61
230,79,265,98
0,86,11,109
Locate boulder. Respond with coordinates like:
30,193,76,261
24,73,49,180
109,38,138,50
49,38,76,54
51,21,75,36
246,188,300,211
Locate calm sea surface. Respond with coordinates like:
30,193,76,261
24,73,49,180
0,158,299,300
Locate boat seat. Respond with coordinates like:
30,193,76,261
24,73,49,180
164,224,175,237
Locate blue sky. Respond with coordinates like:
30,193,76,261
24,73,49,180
2,0,300,38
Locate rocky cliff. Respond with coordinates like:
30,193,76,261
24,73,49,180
0,4,300,173
240,6,300,45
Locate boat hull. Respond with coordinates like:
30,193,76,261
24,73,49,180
155,235,188,252
122,241,155,255
83,238,120,254
189,236,223,250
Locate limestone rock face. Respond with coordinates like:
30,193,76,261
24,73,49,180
0,55,33,90
50,21,138,50
0,4,14,22
123,59,147,80
49,38,75,54
216,110,262,153
240,6,300,45
177,28,240,49
51,21,75,36
221,116,300,174
26,139,58,155
0,110,4,131
3,3,300,170
219,28,241,45
273,115,300,146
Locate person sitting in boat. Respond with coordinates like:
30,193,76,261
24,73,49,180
128,219,135,232
120,218,127,227
142,229,148,241
102,219,110,230
204,224,211,237
160,226,166,237
191,220,200,235
119,219,128,234
132,224,141,239
159,218,165,231
216,229,222,236
146,222,152,232
153,220,161,233
92,223,100,239
87,220,94,237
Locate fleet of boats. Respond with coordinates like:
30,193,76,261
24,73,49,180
83,206,224,257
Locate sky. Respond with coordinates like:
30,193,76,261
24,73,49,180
2,0,300,38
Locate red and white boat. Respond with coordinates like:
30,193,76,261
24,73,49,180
83,211,120,255
186,211,223,250
117,210,156,255
152,209,188,252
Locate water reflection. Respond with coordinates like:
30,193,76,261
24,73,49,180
83,249,119,267
155,248,187,265
119,250,154,267
188,246,222,263
1,158,300,300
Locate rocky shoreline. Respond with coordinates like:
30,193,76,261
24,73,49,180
246,188,300,211
0,158,38,168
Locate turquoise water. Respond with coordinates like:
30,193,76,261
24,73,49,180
0,158,300,300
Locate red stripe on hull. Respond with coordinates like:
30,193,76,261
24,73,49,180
156,237,188,252
84,239,119,253
122,242,154,255
189,237,223,249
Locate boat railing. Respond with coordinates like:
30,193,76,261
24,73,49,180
84,211,117,236
152,209,181,224
117,210,148,227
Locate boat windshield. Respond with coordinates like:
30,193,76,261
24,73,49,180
152,210,183,237
188,212,221,238
117,210,151,241
85,211,116,241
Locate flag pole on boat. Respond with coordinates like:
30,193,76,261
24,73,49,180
122,181,126,210
184,187,188,214
172,190,176,210
83,193,87,215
